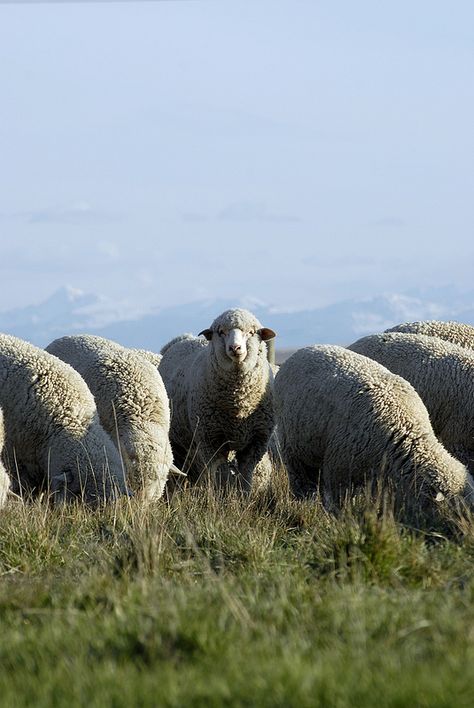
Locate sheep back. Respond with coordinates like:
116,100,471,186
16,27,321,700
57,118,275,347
0,333,126,503
348,332,474,473
274,345,472,508
46,334,174,499
131,348,163,369
386,320,474,351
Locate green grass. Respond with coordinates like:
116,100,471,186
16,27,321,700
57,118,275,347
1,472,474,707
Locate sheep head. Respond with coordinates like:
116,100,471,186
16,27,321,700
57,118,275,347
198,308,276,370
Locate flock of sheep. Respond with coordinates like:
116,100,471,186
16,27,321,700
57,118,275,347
1,309,474,519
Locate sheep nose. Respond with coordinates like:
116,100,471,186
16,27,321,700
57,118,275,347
229,344,241,354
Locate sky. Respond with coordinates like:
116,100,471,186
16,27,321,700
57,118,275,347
0,0,473,313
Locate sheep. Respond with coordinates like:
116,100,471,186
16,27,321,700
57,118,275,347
348,332,474,474
46,334,178,500
130,348,162,369
159,308,276,492
159,333,196,357
274,345,474,509
386,320,474,351
0,409,10,508
0,333,127,503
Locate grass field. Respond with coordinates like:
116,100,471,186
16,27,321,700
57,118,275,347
1,469,474,707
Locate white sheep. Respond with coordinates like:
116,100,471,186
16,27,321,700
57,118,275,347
159,308,276,491
159,333,196,358
46,334,178,500
348,332,474,474
0,409,10,509
0,333,127,503
274,345,474,508
386,320,474,351
130,348,163,369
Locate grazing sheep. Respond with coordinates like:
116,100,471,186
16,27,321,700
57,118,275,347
348,332,474,474
159,308,276,491
0,333,127,503
130,348,162,369
386,320,474,351
0,409,10,508
160,334,196,357
274,345,473,508
46,334,177,500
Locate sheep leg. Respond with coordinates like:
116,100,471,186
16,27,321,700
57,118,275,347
235,438,270,493
282,452,321,500
192,440,232,487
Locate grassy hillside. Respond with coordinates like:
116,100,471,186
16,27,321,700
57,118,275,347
1,471,474,707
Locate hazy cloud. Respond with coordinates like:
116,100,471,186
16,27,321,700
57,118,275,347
30,202,123,226
218,201,300,224
181,211,209,223
302,254,408,269
96,241,120,261
0,202,124,226
370,217,406,229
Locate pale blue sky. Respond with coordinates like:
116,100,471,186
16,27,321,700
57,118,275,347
1,0,473,312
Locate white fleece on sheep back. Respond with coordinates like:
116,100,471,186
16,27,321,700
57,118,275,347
46,334,174,500
131,348,163,369
348,332,474,475
0,333,126,503
0,408,10,508
386,320,474,351
159,308,275,491
274,345,473,508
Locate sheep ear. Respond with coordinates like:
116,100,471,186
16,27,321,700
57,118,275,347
198,329,213,341
170,463,187,477
258,328,276,341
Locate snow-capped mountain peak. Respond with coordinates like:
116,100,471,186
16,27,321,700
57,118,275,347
1,285,474,350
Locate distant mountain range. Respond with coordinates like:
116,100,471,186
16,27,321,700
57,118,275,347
1,285,474,351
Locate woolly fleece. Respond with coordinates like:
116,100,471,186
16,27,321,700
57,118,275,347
159,308,275,491
386,320,474,351
131,348,163,369
274,345,473,507
0,333,126,503
46,334,174,499
348,332,474,475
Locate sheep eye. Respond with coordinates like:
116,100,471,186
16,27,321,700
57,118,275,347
219,330,226,336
